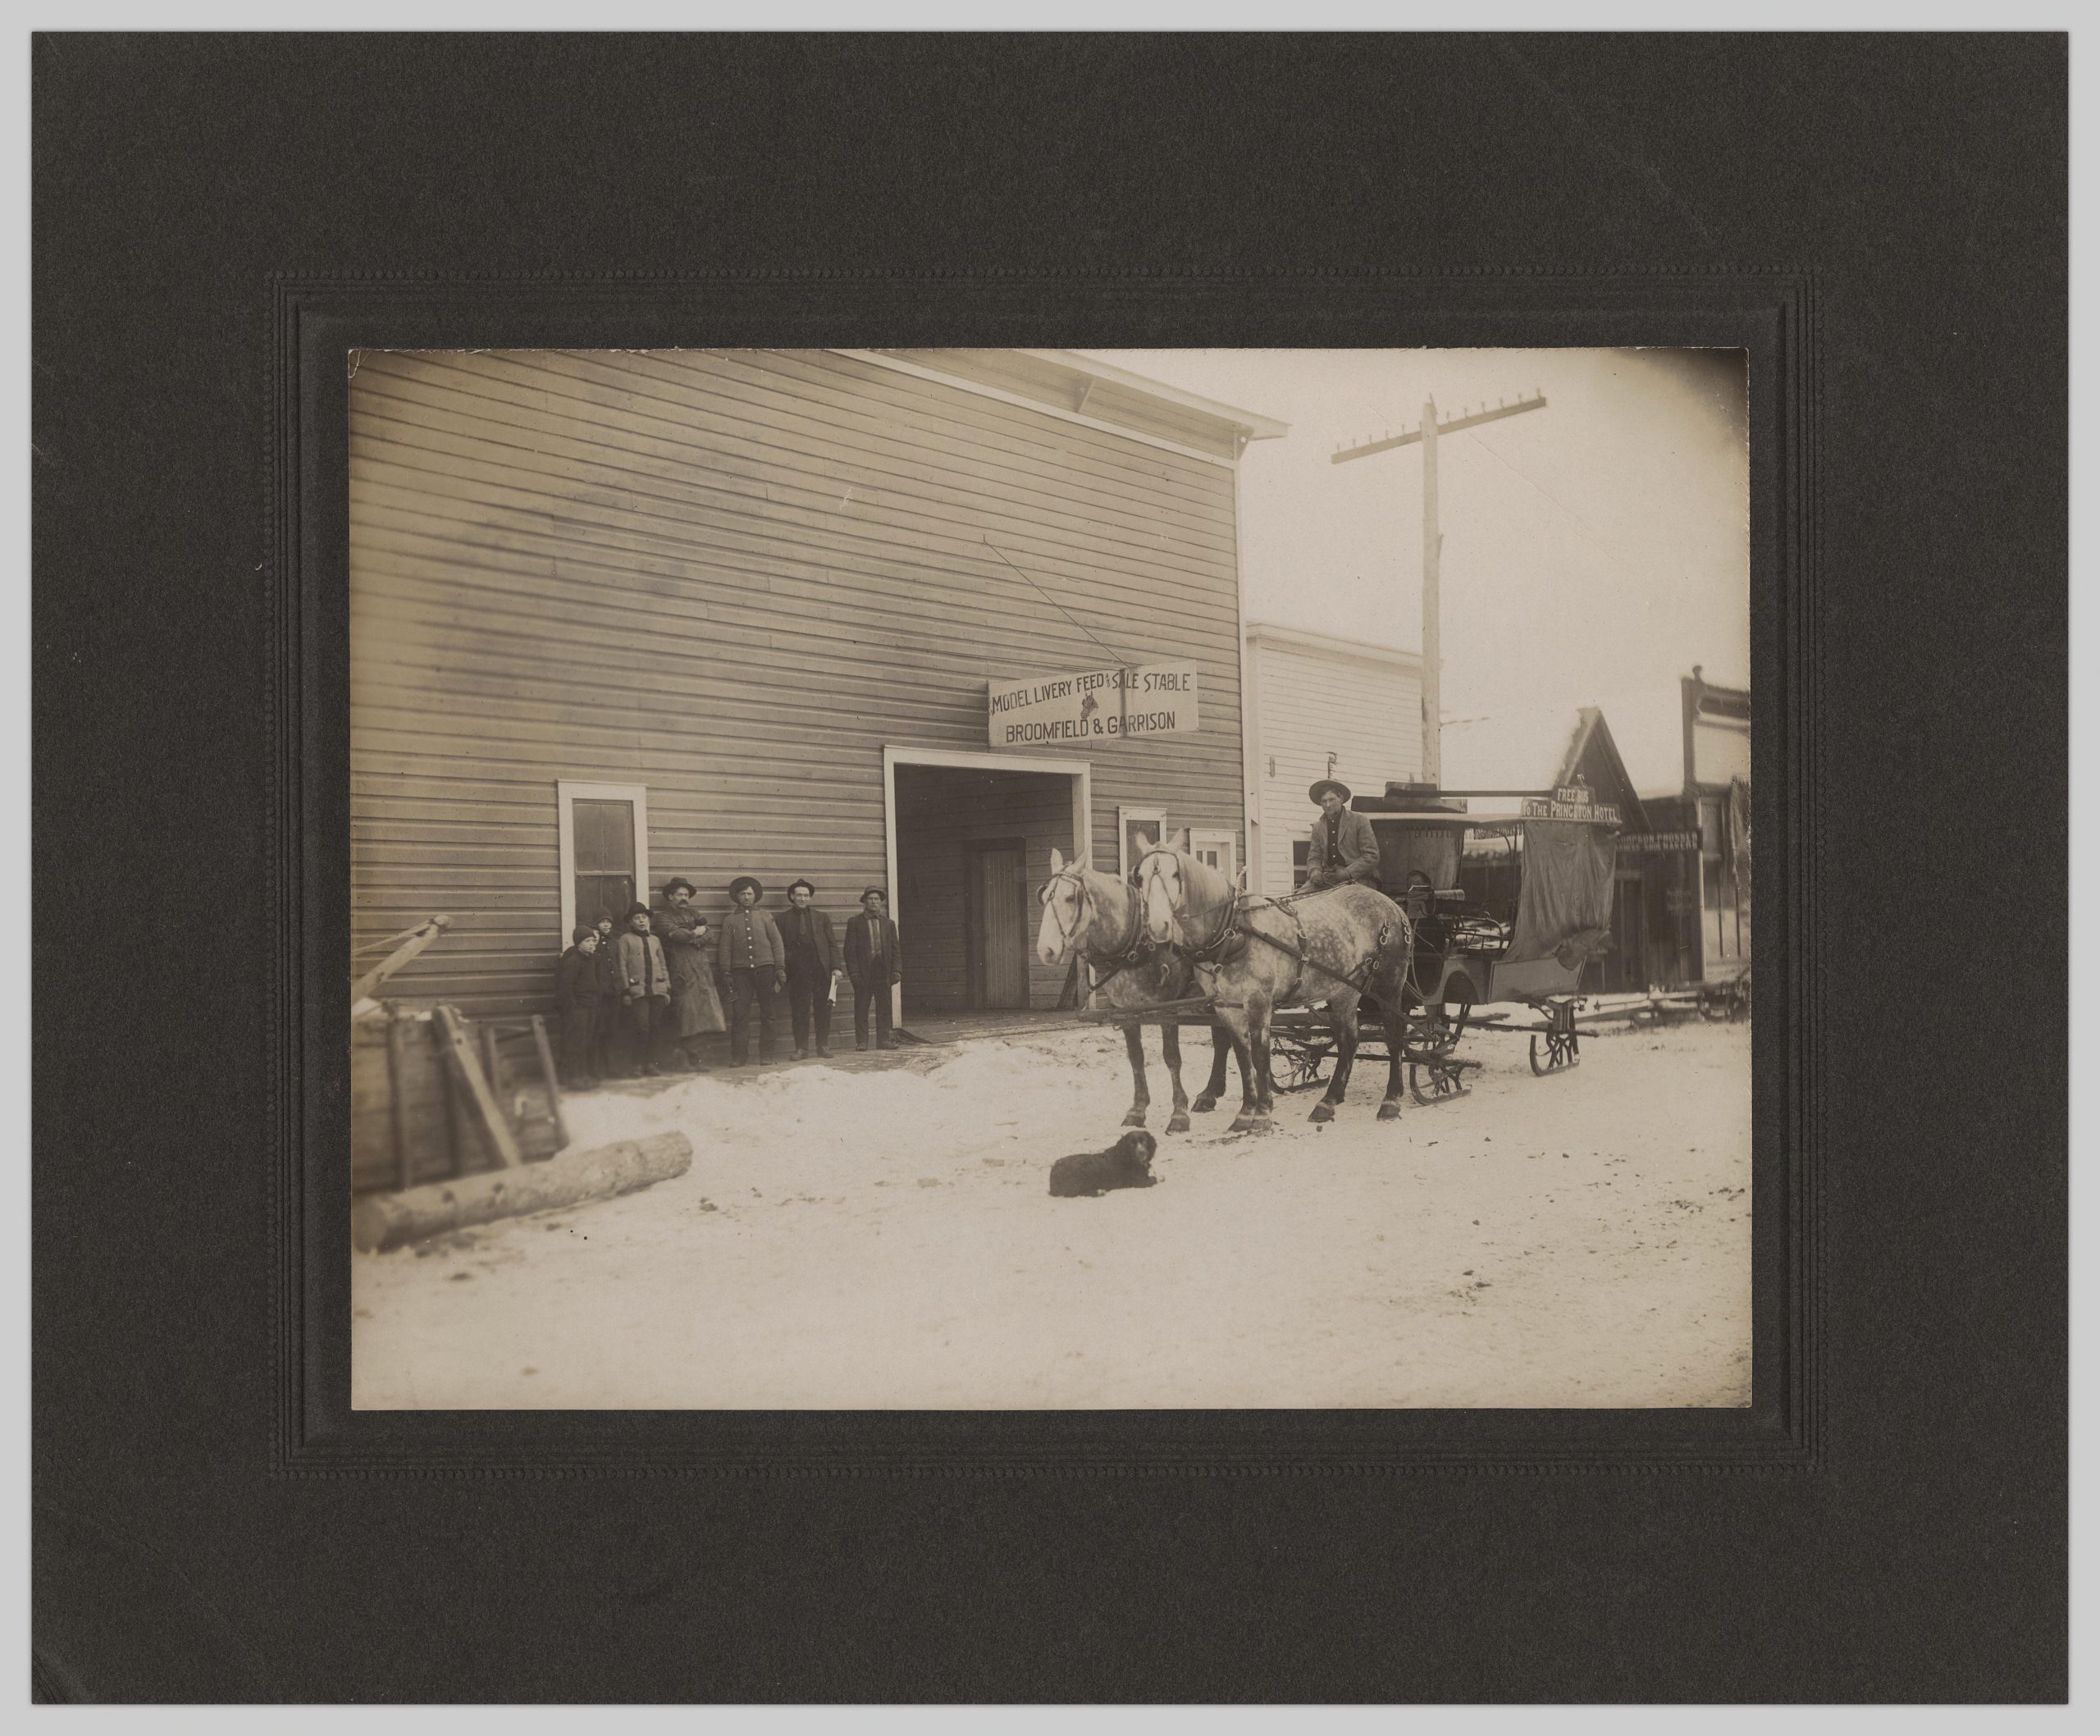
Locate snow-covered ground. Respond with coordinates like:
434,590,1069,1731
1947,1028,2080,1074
351,1018,1751,1409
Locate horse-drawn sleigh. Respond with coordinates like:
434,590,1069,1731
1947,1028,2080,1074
1039,786,1622,1133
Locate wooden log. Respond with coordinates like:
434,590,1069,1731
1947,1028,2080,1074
351,1132,693,1254
350,914,451,1007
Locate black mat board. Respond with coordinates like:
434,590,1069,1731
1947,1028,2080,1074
31,33,2066,1703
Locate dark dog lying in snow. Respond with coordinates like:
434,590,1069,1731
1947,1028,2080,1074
1048,1130,1158,1198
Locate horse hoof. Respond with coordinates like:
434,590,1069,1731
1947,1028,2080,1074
1166,1113,1190,1135
1121,1109,1148,1129
1376,1100,1403,1122
1308,1102,1335,1124
1191,1095,1217,1113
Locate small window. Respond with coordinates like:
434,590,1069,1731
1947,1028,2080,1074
1119,806,1167,879
1291,839,1310,890
558,780,651,941
1189,828,1237,883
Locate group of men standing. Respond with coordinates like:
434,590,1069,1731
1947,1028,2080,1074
554,879,903,1089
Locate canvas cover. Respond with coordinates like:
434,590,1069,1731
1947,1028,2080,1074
1506,819,1617,971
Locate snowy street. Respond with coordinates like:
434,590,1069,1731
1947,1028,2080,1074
352,1016,1752,1410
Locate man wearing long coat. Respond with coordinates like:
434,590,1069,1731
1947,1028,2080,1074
653,877,725,1071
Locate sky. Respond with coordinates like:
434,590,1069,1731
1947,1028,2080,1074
1081,348,1751,723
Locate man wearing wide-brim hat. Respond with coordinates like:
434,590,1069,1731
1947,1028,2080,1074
1303,779,1381,892
716,876,785,1067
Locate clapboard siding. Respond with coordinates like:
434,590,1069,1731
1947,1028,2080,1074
353,349,1249,1016
1247,632,1422,896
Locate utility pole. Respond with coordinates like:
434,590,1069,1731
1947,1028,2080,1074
1333,391,1548,788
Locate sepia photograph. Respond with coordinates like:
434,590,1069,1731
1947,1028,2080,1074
346,344,1752,1411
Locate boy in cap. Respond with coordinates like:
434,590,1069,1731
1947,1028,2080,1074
716,876,785,1067
1303,779,1381,891
777,879,840,1060
614,902,674,1076
553,925,602,1090
843,886,903,1051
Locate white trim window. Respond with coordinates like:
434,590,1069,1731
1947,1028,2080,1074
1118,806,1167,880
557,780,651,942
1189,827,1238,884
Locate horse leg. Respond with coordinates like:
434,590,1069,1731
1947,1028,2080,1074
1121,1022,1150,1127
1192,1023,1230,1113
1218,1008,1264,1134
1246,997,1277,1126
1160,1021,1191,1135
1376,978,1408,1120
1310,992,1360,1123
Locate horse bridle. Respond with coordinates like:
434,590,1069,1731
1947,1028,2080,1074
1041,862,1151,989
1137,848,1242,965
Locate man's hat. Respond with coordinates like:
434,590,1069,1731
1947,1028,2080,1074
663,876,696,899
1308,779,1353,805
860,886,888,904
787,878,816,897
728,875,763,902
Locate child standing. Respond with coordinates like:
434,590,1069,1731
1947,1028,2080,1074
554,925,601,1090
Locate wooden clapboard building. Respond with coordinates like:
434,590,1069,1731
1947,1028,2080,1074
350,348,1284,1021
1241,620,1423,896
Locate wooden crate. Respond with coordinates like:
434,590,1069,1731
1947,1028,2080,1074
351,1006,567,1195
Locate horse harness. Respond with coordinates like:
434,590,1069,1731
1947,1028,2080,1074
1178,883,1400,1001
1043,866,1165,995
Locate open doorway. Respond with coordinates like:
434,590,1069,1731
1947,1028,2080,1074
884,747,1091,1023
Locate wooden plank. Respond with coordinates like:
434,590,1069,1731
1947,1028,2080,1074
433,1006,523,1169
529,1014,568,1150
386,1011,414,1193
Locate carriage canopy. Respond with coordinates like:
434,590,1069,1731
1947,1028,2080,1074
1505,819,1615,971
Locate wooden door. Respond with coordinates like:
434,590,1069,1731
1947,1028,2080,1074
1607,870,1646,993
974,844,1029,1009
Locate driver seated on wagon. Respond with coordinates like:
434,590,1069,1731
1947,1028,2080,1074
1302,779,1382,892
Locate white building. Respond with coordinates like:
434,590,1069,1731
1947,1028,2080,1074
1241,621,1423,895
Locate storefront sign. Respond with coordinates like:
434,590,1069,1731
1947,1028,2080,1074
1521,793,1621,825
987,664,1199,747
1618,829,1703,854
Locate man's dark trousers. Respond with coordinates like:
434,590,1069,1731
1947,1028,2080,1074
785,966,832,1053
853,983,893,1048
728,966,781,1064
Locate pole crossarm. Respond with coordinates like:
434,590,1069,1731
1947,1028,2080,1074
1331,392,1547,464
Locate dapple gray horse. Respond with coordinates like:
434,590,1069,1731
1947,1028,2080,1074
1035,847,1238,1135
1136,836,1413,1133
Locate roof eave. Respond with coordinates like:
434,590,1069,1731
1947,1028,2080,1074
1020,349,1291,441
